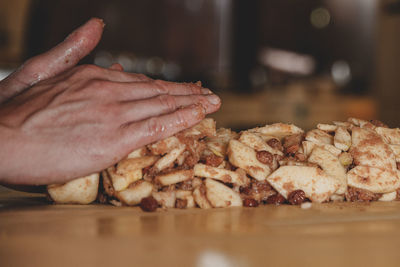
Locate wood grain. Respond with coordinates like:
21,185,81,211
1,189,400,267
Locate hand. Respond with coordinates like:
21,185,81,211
0,18,221,185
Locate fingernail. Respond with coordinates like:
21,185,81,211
201,88,213,95
206,94,220,105
94,17,105,28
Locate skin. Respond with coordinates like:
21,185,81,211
0,18,221,185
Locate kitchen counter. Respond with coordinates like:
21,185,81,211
1,189,400,267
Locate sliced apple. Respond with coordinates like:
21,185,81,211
267,166,339,203
350,127,397,171
152,191,176,208
239,131,283,156
379,191,397,202
348,117,375,130
308,147,347,194
250,123,304,140
302,141,341,157
148,136,182,155
116,180,153,205
153,144,186,172
156,169,194,186
375,127,400,145
204,178,242,208
126,147,148,159
193,185,212,209
47,173,99,204
389,145,400,162
334,126,351,151
176,190,195,208
317,123,337,132
305,129,333,145
180,118,216,138
227,139,272,181
194,163,249,186
109,156,158,191
347,165,400,193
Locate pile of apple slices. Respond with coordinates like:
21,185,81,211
47,117,400,210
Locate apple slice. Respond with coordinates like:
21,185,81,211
308,147,347,194
334,126,351,151
47,173,99,204
350,127,397,171
116,180,153,205
347,165,400,193
250,123,304,140
204,178,242,208
305,129,333,145
239,131,283,156
227,139,272,181
267,166,339,203
375,127,400,145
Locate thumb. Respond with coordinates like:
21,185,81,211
0,18,104,103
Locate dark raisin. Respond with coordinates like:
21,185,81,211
267,138,283,151
243,198,259,207
205,154,224,167
347,162,356,171
140,196,158,212
256,150,273,165
345,187,381,202
288,190,306,205
239,186,252,195
397,162,400,171
175,199,188,209
294,153,307,162
370,119,388,128
285,144,299,156
266,194,286,205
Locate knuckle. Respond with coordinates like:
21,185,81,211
88,78,106,88
152,80,168,94
78,64,101,76
157,94,176,111
146,117,164,136
136,73,151,81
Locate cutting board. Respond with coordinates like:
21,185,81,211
1,189,400,267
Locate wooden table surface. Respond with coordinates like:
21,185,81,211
1,189,400,267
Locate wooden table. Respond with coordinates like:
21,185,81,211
1,189,400,267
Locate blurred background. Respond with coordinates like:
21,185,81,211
0,0,399,130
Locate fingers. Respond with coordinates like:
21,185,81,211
117,94,221,122
88,80,210,101
0,18,104,103
120,104,206,150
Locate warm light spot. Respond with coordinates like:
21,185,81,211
310,7,331,29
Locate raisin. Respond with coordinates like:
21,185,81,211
256,150,273,165
267,138,283,151
140,196,158,212
243,198,259,207
294,153,307,162
288,190,306,205
175,199,188,209
397,162,400,171
348,162,356,171
205,154,224,167
345,187,381,202
240,186,252,195
285,144,299,156
266,194,286,205
370,119,388,128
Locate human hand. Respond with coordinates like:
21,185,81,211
0,18,221,185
